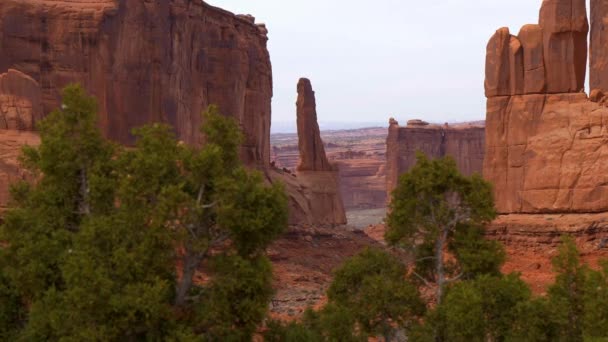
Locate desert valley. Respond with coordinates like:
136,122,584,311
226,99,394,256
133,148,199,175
2,0,608,340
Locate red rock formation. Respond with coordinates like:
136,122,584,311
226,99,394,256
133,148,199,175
591,0,608,93
0,0,272,167
293,78,346,226
485,0,588,97
385,119,485,197
539,0,588,93
0,1,347,227
482,0,608,214
271,127,387,211
0,129,40,209
0,69,42,209
0,69,42,131
296,78,333,172
485,93,608,213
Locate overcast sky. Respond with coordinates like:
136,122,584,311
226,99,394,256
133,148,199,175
208,0,591,132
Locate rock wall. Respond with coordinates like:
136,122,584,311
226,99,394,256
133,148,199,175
0,69,42,209
386,119,485,198
590,0,608,93
483,0,608,214
0,0,272,167
0,0,348,227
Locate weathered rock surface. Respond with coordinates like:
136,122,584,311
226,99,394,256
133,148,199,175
591,0,608,93
296,78,333,172
0,130,40,209
0,1,349,227
485,0,588,97
539,0,588,93
0,69,42,210
272,127,387,211
485,93,608,213
293,78,346,225
386,119,485,198
482,0,608,214
0,0,272,167
0,69,42,131
488,213,608,294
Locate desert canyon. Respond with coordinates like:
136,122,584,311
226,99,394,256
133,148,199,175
1,0,608,320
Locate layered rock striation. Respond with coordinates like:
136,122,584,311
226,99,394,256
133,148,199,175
483,0,608,214
386,119,485,198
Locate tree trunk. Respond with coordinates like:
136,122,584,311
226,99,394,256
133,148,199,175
78,166,90,215
435,226,448,306
175,248,203,306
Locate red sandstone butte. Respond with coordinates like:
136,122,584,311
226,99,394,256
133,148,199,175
294,78,346,226
485,0,588,97
385,118,485,198
481,0,608,214
0,0,349,227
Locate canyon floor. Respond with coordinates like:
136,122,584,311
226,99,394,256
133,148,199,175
269,127,608,319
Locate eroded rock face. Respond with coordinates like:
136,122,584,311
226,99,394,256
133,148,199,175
0,69,42,131
296,78,333,172
484,0,588,97
0,69,42,210
386,119,485,198
294,78,346,226
483,0,608,214
591,0,608,93
485,93,608,213
0,130,40,209
539,0,588,93
0,1,335,227
0,0,272,167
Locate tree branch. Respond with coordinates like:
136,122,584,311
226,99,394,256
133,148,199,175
445,272,464,284
412,271,432,287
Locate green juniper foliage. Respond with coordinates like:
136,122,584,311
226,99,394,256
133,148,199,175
0,85,288,340
385,153,499,304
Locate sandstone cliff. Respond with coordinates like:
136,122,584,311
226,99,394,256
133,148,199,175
483,0,608,214
386,119,485,198
591,0,608,94
0,0,272,167
0,0,350,227
0,69,41,209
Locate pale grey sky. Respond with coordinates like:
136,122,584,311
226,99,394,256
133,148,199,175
208,0,591,132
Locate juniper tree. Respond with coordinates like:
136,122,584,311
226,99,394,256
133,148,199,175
385,153,498,305
0,86,288,340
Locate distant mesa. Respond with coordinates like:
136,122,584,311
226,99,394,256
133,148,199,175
406,119,429,127
386,117,485,200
